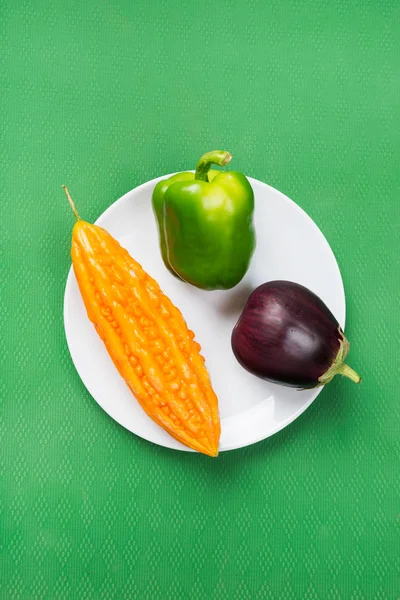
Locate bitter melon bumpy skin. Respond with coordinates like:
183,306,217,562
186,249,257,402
64,186,220,456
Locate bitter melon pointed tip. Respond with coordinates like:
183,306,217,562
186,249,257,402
63,185,81,221
205,446,219,458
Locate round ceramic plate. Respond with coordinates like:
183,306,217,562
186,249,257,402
64,174,345,453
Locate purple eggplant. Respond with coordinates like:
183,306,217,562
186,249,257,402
231,280,361,389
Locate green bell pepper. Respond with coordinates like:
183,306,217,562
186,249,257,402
152,150,256,290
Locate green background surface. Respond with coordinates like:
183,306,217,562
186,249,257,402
1,0,399,598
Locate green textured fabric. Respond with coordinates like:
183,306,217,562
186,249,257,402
1,0,399,598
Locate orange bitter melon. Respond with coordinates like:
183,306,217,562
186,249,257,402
64,186,220,456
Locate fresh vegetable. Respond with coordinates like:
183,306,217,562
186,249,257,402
231,280,361,389
152,150,256,290
64,186,220,457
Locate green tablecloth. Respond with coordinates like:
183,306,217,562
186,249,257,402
2,1,399,597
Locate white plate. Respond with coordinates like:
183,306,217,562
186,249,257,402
64,174,345,453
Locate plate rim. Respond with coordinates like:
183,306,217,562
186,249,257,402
63,173,346,453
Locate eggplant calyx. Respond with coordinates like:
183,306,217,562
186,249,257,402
318,327,361,386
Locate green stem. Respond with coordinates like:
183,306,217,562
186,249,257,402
318,329,361,386
62,185,81,221
336,363,361,384
194,150,232,182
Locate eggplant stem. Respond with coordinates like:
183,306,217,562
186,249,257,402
318,330,361,386
337,363,361,384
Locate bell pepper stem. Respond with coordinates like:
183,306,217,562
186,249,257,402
195,150,232,182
